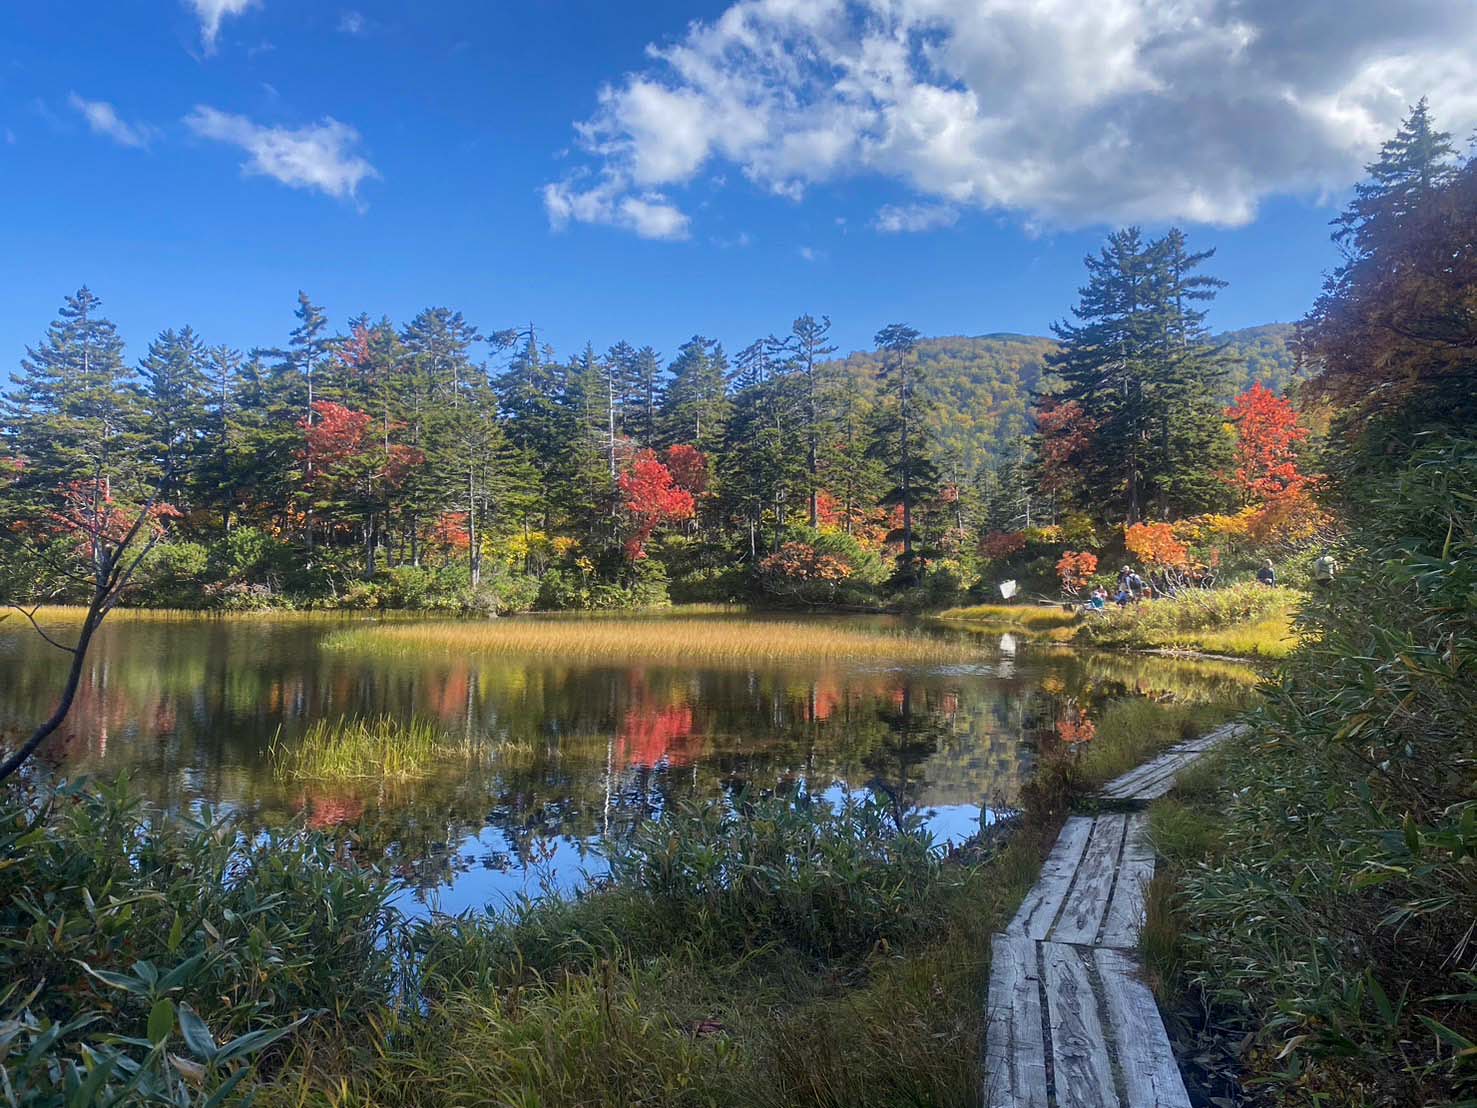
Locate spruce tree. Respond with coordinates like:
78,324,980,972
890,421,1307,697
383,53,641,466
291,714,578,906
137,326,211,503
661,336,731,452
790,314,837,527
870,323,937,581
4,288,145,512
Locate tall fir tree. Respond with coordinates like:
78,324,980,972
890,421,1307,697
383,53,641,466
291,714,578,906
137,326,211,504
870,323,937,581
661,336,730,453
790,314,837,527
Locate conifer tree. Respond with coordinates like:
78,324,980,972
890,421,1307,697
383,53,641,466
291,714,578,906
137,326,211,503
624,345,664,448
661,336,730,452
790,314,837,526
870,323,936,580
3,288,146,522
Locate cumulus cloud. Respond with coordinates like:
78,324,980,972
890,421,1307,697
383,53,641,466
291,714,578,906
543,175,690,240
544,0,1477,238
184,106,379,205
68,93,158,149
186,0,260,53
875,202,959,233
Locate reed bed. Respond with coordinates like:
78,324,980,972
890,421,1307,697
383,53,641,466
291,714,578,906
271,715,484,782
321,617,981,667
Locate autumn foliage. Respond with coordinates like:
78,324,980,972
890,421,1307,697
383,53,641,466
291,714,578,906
980,530,1027,561
1055,550,1099,593
1225,384,1323,542
619,449,696,559
1123,521,1191,570
1035,398,1096,494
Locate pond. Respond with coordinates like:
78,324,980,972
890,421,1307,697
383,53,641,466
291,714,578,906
0,612,1254,916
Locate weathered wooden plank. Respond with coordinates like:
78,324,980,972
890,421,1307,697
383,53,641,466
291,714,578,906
1100,748,1197,797
1095,947,1191,1108
1008,816,1093,939
1100,813,1155,949
1105,756,1195,801
984,934,1049,1108
1043,942,1121,1108
1051,814,1126,945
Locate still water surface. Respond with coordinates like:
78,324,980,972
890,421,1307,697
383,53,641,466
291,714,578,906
0,613,1250,915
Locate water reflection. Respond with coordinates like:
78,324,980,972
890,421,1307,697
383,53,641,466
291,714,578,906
0,615,1255,913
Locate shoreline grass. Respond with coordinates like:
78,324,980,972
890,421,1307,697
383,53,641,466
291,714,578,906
940,585,1300,660
271,716,484,782
322,616,983,668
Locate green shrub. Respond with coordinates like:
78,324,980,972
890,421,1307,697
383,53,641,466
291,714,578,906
135,540,210,607
0,777,398,1103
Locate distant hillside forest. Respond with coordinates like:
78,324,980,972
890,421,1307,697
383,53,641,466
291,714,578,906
838,323,1298,477
1,227,1305,613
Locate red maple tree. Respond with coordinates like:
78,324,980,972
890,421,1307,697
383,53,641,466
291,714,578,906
1226,384,1311,502
618,450,695,559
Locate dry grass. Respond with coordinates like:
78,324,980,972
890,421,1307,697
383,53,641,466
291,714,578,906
322,617,981,667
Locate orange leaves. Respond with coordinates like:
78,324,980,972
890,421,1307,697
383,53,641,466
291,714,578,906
1226,383,1311,502
759,541,854,584
1225,385,1325,543
1055,550,1099,592
1124,521,1191,569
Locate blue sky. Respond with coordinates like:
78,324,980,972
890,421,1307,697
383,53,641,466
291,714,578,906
2,1,1474,367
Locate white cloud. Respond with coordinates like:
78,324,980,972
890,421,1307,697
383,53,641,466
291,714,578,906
184,106,379,204
543,175,690,240
875,202,959,233
338,10,367,36
68,93,158,149
544,0,1477,238
186,0,260,53
798,245,823,262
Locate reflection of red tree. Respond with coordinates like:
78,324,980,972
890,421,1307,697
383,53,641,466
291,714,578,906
805,680,842,723
615,704,700,769
299,790,365,829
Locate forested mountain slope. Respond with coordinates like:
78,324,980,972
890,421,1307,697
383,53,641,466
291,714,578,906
830,323,1297,476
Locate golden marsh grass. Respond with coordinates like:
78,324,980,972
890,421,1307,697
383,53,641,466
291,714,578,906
322,617,982,667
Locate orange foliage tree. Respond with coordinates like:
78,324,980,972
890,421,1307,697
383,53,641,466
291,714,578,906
1055,550,1099,593
1124,521,1191,570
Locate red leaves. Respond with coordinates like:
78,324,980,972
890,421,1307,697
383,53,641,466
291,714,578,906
1055,550,1099,592
618,449,695,559
1036,398,1097,494
1225,384,1324,542
299,401,422,497
980,530,1027,561
663,444,709,496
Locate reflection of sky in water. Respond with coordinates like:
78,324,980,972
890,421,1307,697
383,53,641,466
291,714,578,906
1,615,1253,915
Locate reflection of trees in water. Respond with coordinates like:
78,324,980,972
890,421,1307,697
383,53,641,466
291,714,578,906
0,618,1254,900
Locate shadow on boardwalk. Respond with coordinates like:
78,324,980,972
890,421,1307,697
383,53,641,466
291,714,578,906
984,723,1249,1108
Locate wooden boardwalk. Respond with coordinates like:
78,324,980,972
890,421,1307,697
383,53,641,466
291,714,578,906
983,722,1248,1107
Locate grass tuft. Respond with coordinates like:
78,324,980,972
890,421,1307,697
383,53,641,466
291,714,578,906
271,715,483,782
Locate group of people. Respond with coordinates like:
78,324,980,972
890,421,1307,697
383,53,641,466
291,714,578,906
1077,553,1338,611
